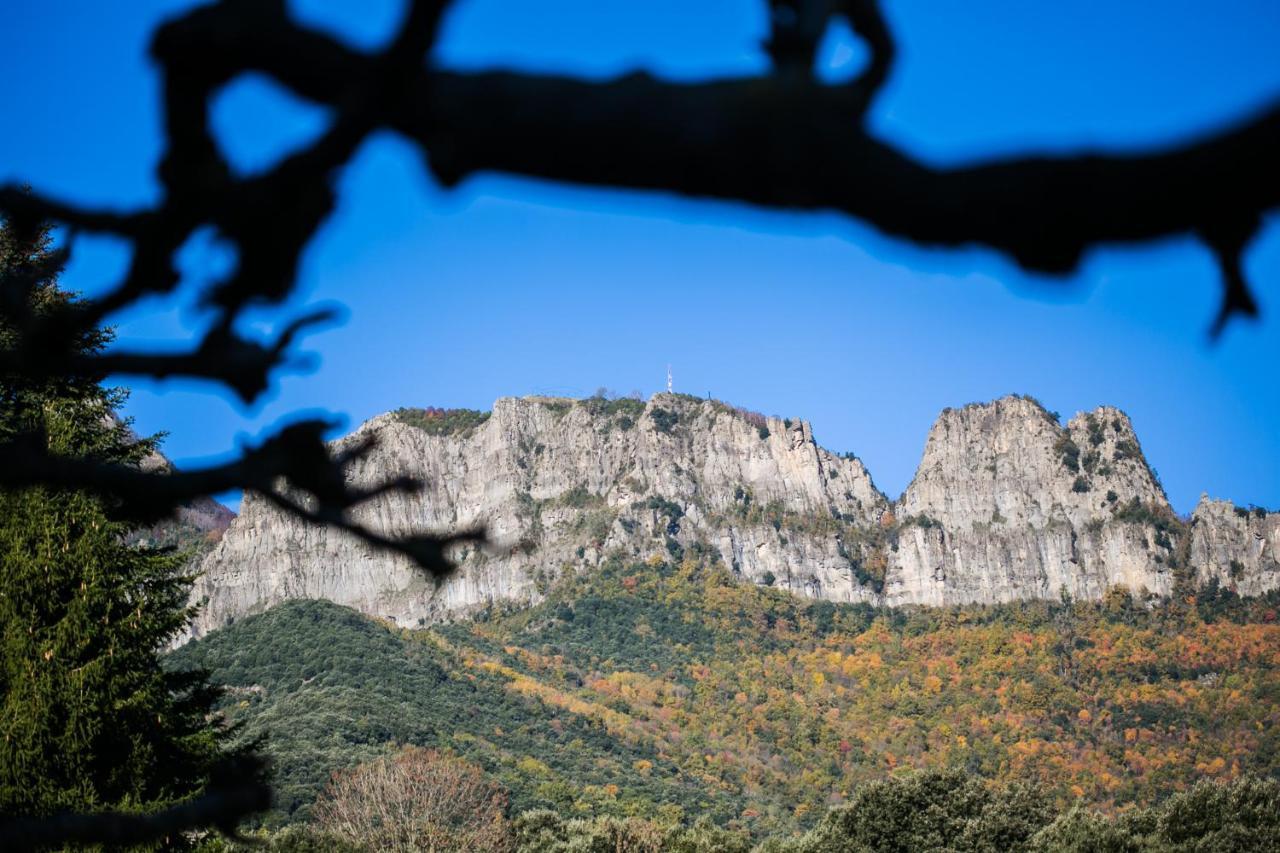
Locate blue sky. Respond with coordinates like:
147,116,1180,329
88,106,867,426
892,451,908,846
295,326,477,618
2,0,1278,512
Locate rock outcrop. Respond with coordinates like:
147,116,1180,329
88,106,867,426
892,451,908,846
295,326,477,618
184,394,1277,640
1188,496,1280,596
891,398,1178,606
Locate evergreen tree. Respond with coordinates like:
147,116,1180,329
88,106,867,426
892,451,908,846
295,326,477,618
0,217,241,822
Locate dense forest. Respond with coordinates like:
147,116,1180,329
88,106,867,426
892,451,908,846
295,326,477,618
171,548,1280,849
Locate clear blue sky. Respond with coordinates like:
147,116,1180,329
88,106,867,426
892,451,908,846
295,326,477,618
2,0,1278,513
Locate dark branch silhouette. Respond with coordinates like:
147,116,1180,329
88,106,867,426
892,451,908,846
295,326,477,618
0,0,1277,841
0,307,340,404
0,760,271,849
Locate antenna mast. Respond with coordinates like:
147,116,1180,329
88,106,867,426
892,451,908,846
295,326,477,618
667,364,673,394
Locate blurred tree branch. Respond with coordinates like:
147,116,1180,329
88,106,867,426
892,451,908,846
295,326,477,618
0,759,271,849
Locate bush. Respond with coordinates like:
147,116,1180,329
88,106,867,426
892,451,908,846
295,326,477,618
792,770,1054,853
650,408,679,434
1086,415,1106,447
579,395,646,424
506,776,1280,853
512,810,749,853
1112,498,1183,537
638,496,685,523
559,484,599,509
1113,439,1140,461
1030,776,1280,853
1028,807,1143,853
313,746,513,852
195,826,365,852
1055,435,1081,473
392,407,491,436
1156,775,1280,852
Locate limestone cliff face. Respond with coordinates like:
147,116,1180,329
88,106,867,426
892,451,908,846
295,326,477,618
889,398,1178,606
185,394,1276,640
1188,497,1280,596
186,395,886,639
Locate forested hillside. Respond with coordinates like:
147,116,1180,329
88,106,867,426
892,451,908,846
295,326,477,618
167,598,701,828
170,548,1280,840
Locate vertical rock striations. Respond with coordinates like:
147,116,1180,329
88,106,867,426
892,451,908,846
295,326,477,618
1188,497,1280,596
184,394,1276,640
186,395,887,639
889,397,1181,606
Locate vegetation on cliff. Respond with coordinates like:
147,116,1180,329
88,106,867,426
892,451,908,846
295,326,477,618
391,406,492,436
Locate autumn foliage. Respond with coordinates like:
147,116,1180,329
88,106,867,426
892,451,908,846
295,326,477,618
446,553,1280,833
177,551,1280,841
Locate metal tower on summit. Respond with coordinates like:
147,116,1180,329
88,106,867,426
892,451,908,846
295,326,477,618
666,365,672,394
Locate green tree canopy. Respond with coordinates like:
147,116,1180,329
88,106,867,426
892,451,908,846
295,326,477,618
0,218,244,822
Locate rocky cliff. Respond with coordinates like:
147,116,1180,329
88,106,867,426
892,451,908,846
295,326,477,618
184,394,1278,640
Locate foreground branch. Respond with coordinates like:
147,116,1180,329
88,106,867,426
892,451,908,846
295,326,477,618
418,74,1279,267
148,0,1279,330
0,777,270,849
0,419,470,577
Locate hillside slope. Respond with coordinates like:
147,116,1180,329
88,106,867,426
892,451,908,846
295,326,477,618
171,552,1280,837
185,394,1279,639
168,598,707,827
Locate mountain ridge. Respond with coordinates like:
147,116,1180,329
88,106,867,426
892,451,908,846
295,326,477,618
184,393,1279,640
